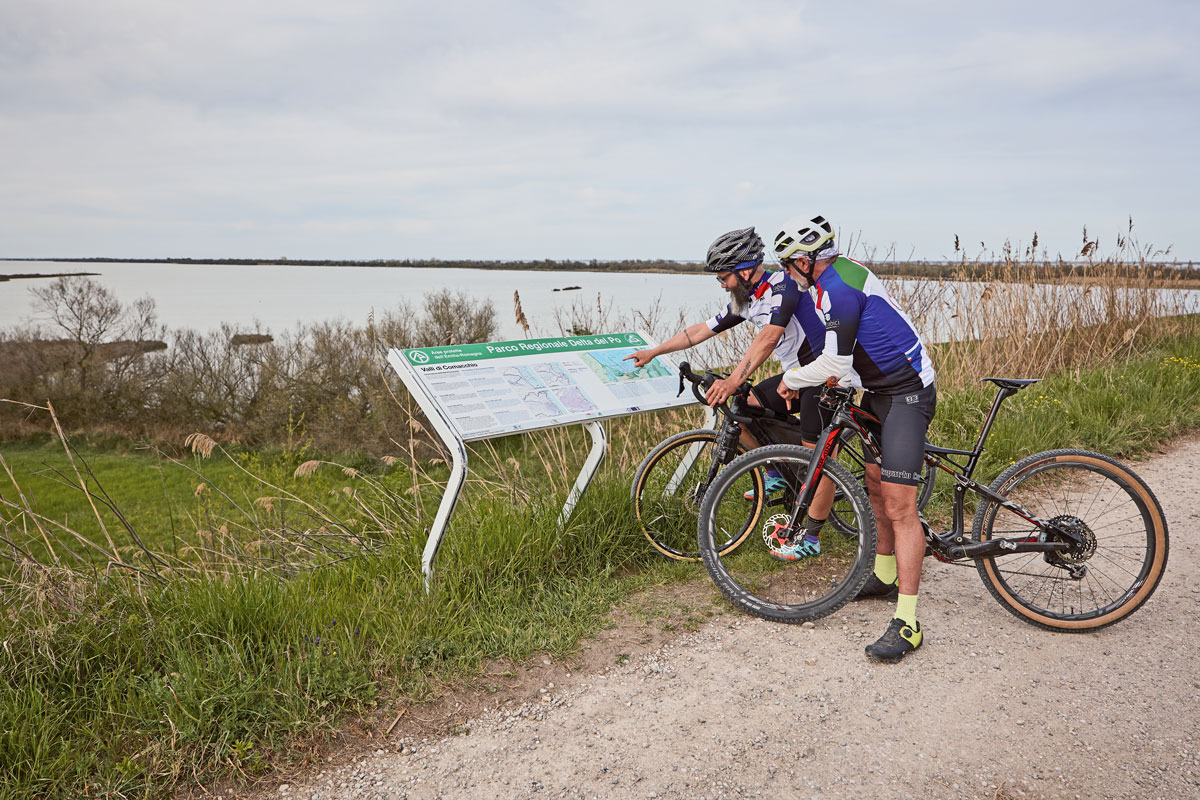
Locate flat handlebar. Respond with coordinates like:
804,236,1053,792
818,380,856,412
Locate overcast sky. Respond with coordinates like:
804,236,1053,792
2,0,1197,262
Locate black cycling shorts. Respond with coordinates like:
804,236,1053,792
860,384,937,486
751,374,822,443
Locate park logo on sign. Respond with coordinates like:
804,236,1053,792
410,350,430,364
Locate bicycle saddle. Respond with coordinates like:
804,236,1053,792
980,377,1041,391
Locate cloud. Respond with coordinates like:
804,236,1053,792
0,0,1197,261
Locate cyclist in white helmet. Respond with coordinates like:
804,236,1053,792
773,213,937,664
624,227,828,468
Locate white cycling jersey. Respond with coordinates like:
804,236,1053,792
706,270,826,370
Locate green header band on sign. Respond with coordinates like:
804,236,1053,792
403,332,649,366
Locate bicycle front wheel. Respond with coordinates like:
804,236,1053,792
972,449,1168,632
697,444,877,623
631,428,760,561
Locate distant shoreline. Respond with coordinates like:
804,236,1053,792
1,256,709,275
0,271,101,282
2,256,1197,282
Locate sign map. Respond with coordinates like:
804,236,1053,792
391,332,695,441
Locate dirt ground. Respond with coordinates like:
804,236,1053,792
247,436,1200,800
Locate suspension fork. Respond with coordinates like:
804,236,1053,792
707,419,741,479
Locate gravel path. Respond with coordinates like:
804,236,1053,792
266,437,1200,800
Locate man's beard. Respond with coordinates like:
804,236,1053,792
728,281,751,316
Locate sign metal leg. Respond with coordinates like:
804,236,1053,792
558,421,606,527
421,437,469,593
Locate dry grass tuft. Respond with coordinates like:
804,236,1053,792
514,290,531,338
184,432,217,459
294,460,322,477
887,258,1197,392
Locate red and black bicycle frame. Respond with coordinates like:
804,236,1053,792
789,380,1086,560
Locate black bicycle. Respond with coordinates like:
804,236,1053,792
630,362,934,561
698,377,1169,630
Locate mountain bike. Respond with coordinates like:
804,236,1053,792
631,362,933,561
697,377,1169,630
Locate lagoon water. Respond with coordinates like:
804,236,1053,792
0,260,722,342
3,260,1197,346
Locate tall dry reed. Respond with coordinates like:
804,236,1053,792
887,259,1197,392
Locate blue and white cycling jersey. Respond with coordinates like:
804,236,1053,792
783,257,934,395
706,269,826,371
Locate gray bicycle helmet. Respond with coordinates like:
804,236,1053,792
704,227,764,273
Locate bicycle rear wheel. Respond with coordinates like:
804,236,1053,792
631,428,760,561
971,449,1168,632
697,444,877,623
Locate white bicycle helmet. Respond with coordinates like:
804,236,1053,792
773,215,835,261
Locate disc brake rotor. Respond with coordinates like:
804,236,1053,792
1044,514,1097,566
762,513,797,557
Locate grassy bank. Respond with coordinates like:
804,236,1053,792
3,323,1200,799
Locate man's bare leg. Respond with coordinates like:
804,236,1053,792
879,481,922,596
863,465,925,661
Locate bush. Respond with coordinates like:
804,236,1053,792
1,285,497,453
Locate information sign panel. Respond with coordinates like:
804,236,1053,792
387,331,706,590
393,331,693,441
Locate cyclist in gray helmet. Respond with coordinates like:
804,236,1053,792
705,227,765,312
624,226,828,458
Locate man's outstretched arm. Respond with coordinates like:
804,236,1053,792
624,322,716,368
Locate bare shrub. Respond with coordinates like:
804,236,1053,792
0,279,512,451
0,278,166,430
419,289,497,346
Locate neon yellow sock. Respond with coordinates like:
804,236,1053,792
895,593,918,627
873,553,897,584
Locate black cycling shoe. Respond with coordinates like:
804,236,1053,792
854,573,899,600
865,617,923,663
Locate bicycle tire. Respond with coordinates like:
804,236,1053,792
631,428,760,561
827,433,935,537
971,448,1168,632
697,444,877,623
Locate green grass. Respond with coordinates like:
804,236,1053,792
3,332,1200,799
0,438,423,568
